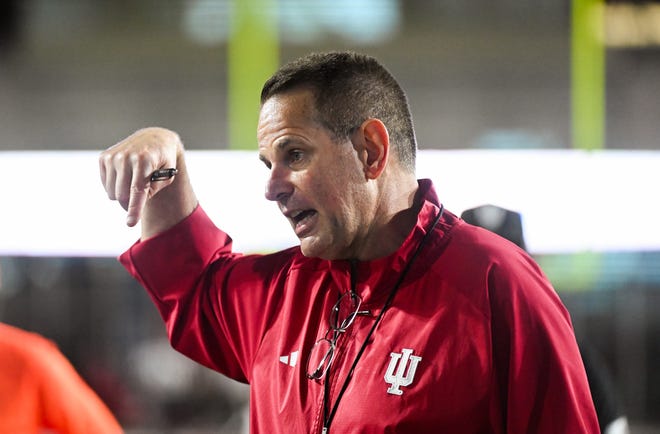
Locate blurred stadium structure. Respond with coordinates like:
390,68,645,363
1,1,658,432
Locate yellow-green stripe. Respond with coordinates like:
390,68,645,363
571,0,606,150
228,0,279,150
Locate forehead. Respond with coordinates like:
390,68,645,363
258,89,320,140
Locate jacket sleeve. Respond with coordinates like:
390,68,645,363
120,205,292,383
488,252,599,434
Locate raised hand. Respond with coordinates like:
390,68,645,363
99,127,197,237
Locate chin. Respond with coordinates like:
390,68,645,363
300,239,336,260
300,245,325,259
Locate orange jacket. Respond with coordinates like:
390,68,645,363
0,322,123,434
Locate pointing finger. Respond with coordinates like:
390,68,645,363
123,156,156,226
126,183,150,227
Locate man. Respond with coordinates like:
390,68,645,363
100,51,598,433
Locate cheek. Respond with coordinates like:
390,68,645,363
304,154,365,216
305,171,344,207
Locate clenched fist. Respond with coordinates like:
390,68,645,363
99,127,197,238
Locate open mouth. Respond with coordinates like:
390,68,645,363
289,209,318,236
292,209,316,224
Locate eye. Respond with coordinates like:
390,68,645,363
288,149,304,165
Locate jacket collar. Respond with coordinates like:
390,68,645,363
304,179,451,305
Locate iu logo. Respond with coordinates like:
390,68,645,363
384,348,422,395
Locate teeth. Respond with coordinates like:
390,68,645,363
291,210,312,223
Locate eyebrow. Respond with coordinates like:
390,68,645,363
258,140,281,164
274,138,295,151
258,137,304,164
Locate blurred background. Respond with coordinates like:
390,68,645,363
0,0,658,432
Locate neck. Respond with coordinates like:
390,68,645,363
354,175,420,261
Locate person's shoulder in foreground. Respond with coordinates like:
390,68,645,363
0,322,124,434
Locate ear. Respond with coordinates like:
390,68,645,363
356,118,389,180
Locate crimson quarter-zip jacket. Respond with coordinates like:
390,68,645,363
120,179,598,434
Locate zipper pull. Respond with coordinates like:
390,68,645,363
322,428,328,434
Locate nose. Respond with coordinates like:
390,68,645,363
264,165,293,202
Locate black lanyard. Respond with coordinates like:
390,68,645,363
321,205,444,433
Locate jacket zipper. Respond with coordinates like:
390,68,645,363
319,260,358,433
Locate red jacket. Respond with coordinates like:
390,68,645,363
121,179,598,434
